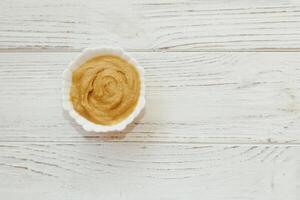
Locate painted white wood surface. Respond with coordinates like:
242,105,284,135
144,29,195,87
1,0,300,199
2,0,300,51
0,144,299,200
0,52,300,144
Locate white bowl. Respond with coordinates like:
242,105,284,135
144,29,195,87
62,47,145,132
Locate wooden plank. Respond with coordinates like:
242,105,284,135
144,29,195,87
1,0,300,51
0,52,300,144
0,143,299,199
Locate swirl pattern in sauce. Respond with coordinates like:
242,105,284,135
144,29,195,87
70,55,140,125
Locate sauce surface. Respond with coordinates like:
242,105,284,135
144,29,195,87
70,55,140,125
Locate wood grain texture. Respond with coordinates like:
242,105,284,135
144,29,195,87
2,0,300,51
0,143,299,200
0,52,299,144
1,0,300,199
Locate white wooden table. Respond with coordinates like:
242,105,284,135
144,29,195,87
1,0,300,199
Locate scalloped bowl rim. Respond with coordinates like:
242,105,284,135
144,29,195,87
62,47,145,132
